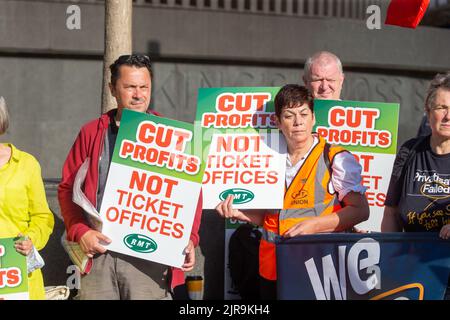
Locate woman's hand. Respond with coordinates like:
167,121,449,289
352,227,370,234
14,233,33,256
215,195,251,223
283,218,319,238
439,224,450,240
181,240,195,272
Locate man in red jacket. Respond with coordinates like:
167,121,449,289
58,54,202,299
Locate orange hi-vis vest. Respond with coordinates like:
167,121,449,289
259,136,346,281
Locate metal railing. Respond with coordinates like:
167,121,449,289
24,0,390,20
429,0,450,8
15,0,450,20
44,179,60,196
132,0,387,19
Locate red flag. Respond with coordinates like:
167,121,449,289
385,0,430,28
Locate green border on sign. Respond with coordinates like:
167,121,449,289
196,87,281,133
111,109,206,183
196,87,283,161
313,99,399,154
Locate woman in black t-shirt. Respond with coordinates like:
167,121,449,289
382,72,450,238
383,72,450,300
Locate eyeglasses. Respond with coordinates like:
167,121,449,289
430,105,450,115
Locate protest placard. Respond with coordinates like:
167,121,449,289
196,87,287,299
0,237,29,300
99,109,205,268
196,87,286,209
314,99,400,231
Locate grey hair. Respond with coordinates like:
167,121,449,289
0,96,9,135
425,71,450,111
304,51,343,80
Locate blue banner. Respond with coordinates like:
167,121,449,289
276,232,450,300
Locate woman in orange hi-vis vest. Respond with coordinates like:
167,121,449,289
216,84,370,299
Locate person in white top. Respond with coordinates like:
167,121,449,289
216,84,368,234
285,134,366,203
215,84,369,299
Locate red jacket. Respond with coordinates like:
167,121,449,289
58,109,202,288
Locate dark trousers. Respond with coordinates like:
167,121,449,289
259,276,277,300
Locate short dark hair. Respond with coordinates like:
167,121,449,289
425,71,450,111
109,54,153,86
274,84,314,118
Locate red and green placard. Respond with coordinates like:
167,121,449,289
100,109,205,268
314,99,400,231
196,87,287,209
0,237,29,300
196,87,287,300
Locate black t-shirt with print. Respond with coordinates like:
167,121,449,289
385,135,450,232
